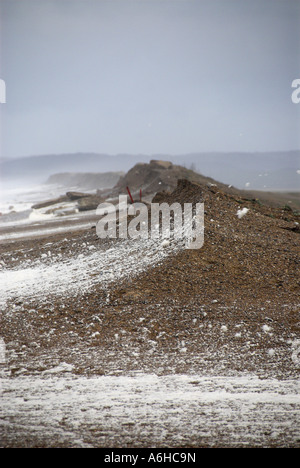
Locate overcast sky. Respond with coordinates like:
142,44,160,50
0,0,299,158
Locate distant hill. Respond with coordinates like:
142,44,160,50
0,153,147,185
0,150,299,191
35,160,299,213
98,160,300,211
46,171,124,190
112,159,231,199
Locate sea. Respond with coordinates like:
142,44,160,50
0,178,96,230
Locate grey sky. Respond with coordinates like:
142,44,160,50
0,0,299,158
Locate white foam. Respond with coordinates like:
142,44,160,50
1,373,299,447
0,235,178,305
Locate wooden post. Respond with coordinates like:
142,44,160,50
126,186,134,204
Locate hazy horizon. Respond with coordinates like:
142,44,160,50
1,149,300,163
0,0,300,159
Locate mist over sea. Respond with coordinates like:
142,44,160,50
0,180,66,224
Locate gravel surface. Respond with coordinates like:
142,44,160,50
1,180,299,447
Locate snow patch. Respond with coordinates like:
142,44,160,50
237,208,249,219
